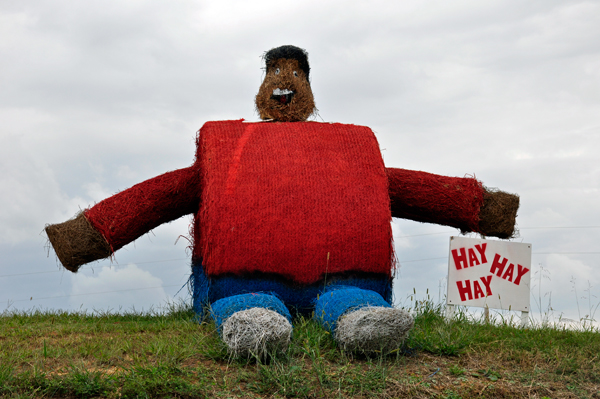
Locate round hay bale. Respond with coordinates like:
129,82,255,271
45,212,111,272
222,307,292,359
479,188,520,239
335,306,414,354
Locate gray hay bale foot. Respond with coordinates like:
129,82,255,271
221,307,292,359
335,306,414,354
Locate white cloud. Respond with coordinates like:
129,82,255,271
542,255,599,297
0,126,88,244
391,220,414,250
529,254,600,323
69,264,169,312
82,182,114,204
1,0,599,316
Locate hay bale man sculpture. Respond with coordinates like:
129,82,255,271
46,45,519,357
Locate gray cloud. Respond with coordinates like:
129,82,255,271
1,0,599,325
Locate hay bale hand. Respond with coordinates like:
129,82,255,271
46,45,518,357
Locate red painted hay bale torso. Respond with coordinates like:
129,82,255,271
194,120,393,283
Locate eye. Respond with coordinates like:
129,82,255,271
293,71,298,77
275,68,280,75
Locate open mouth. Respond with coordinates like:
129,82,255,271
271,88,295,105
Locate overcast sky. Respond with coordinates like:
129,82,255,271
1,0,599,326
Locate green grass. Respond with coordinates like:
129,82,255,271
1,302,599,398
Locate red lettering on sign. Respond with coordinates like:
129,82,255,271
452,247,468,270
480,275,493,296
489,255,529,285
468,248,480,267
490,254,508,277
474,243,487,263
514,264,530,285
473,280,485,299
502,263,515,282
456,279,473,301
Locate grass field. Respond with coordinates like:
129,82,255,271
1,301,599,398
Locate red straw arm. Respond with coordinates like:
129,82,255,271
386,167,485,233
84,164,201,253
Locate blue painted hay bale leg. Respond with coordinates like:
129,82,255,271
211,293,293,358
314,286,413,354
314,285,390,333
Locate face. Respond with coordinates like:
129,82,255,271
255,58,316,122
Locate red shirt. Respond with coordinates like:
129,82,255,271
85,120,484,284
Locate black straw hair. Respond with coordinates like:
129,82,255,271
263,45,310,81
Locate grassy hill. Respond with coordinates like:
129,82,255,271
1,302,599,398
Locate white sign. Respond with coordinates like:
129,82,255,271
447,236,532,312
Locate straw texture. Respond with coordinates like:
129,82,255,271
194,120,393,284
85,166,201,253
221,308,292,359
386,167,484,233
210,293,292,332
335,306,414,354
45,212,111,272
314,286,391,333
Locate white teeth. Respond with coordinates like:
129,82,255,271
272,88,293,95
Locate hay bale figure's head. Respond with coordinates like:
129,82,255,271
255,45,316,122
